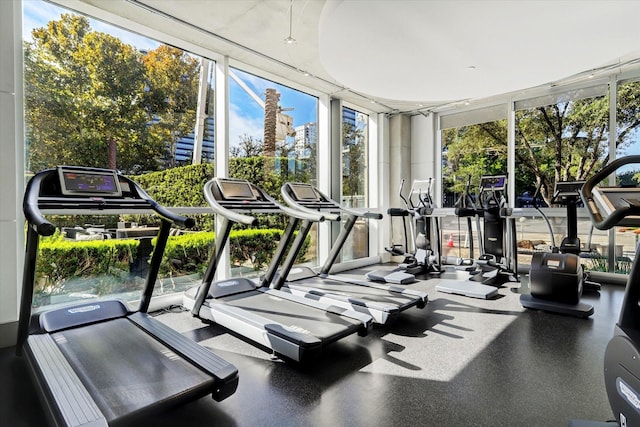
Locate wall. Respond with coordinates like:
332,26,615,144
385,115,412,261
410,113,436,184
0,0,24,348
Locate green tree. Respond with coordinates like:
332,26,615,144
230,134,264,158
24,14,164,173
443,85,640,207
342,120,366,205
142,45,200,167
515,96,610,203
442,120,508,198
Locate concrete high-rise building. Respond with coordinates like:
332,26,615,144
293,122,317,159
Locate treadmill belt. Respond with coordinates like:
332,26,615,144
288,277,418,308
219,290,362,340
53,318,214,422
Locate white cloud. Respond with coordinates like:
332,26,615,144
229,103,264,149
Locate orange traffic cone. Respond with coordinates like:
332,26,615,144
448,234,454,248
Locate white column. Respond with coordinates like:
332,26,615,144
373,113,389,260
317,94,331,264
214,57,230,279
191,58,211,165
0,0,24,347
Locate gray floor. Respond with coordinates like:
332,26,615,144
0,266,622,427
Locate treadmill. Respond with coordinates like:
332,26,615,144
274,182,429,324
17,166,238,427
183,177,372,363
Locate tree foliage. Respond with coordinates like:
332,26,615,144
443,84,640,206
230,134,264,158
442,119,508,197
24,14,200,174
342,119,366,204
141,45,200,167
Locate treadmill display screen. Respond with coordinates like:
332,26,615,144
480,175,506,191
58,168,122,197
218,179,256,200
289,184,319,201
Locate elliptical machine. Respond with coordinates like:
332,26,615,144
450,176,480,270
521,180,596,318
407,178,444,276
578,155,640,427
367,179,442,284
469,175,519,286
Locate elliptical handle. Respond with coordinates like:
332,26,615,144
581,155,640,230
398,179,411,210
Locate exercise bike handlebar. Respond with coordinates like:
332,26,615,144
581,155,640,230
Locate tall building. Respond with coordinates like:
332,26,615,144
293,122,317,159
173,117,215,164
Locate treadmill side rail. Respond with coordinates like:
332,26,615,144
129,312,239,401
25,334,108,427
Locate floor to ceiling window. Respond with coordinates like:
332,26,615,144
439,108,507,261
22,2,217,308
228,67,320,275
514,86,614,271
340,106,370,262
612,79,640,272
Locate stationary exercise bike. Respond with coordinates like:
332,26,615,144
576,155,640,427
521,180,596,318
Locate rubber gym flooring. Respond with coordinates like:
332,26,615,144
0,266,621,426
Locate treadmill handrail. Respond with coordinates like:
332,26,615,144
281,184,340,221
282,182,383,221
581,155,640,230
23,172,57,236
204,179,258,225
204,179,326,223
24,168,195,234
314,185,383,220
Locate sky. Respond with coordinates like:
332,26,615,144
21,0,318,150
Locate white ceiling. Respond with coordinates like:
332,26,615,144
68,0,640,114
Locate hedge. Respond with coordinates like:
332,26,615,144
36,237,140,303
35,228,310,300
